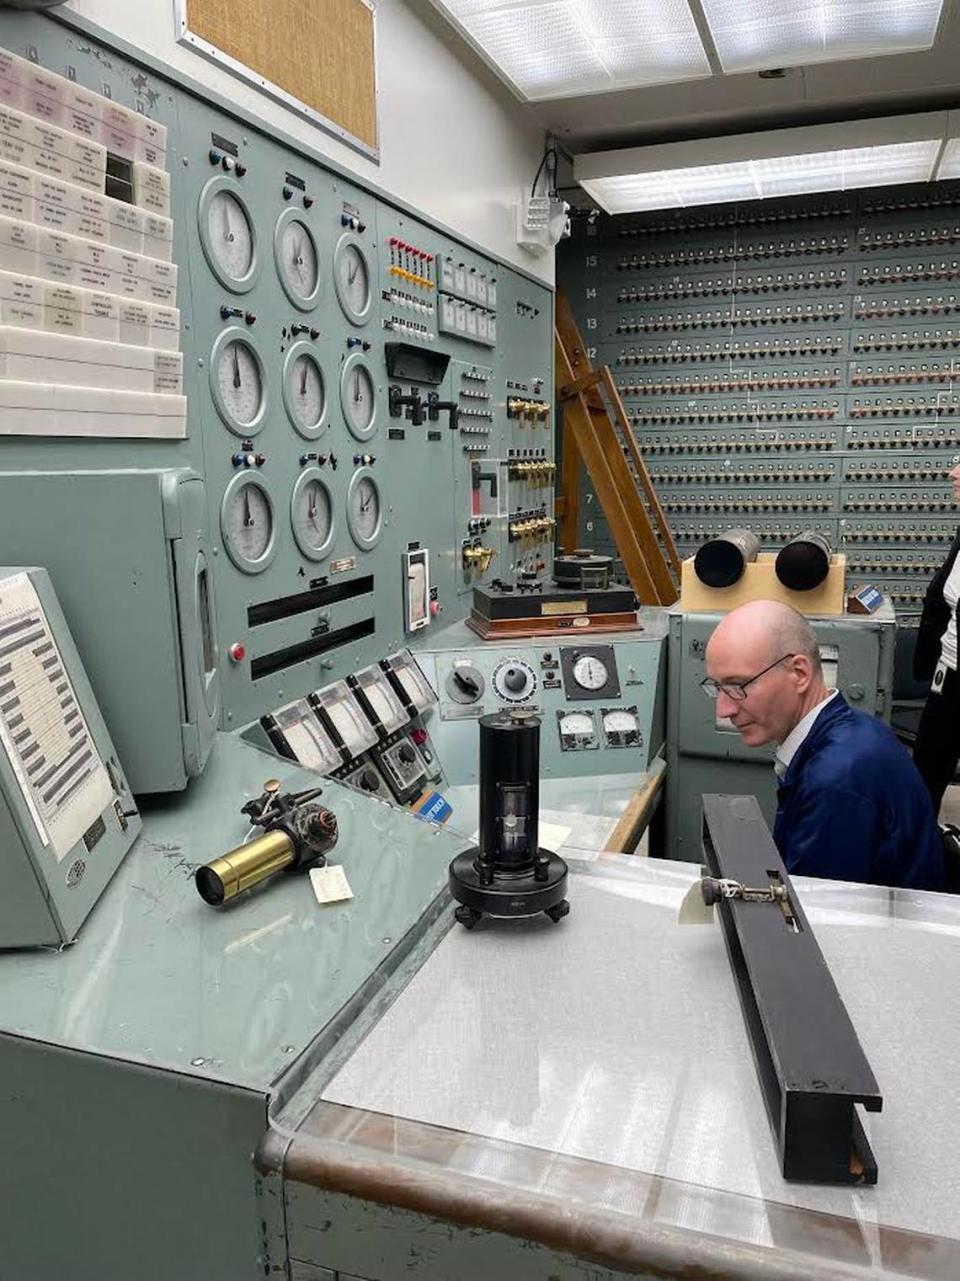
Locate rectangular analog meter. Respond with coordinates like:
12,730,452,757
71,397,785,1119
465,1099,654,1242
310,681,378,759
385,649,437,713
352,665,408,735
268,700,340,774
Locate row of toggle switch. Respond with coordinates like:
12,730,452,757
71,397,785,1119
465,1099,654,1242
854,329,960,353
615,203,846,239
860,225,960,251
616,268,846,304
859,261,960,285
616,336,843,364
664,497,832,513
617,236,849,271
849,396,960,417
855,293,960,319
616,302,845,333
851,364,956,386
634,402,837,426
644,431,836,455
619,368,841,395
650,464,834,485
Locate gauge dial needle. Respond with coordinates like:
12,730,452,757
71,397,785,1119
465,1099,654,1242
243,489,253,526
232,346,242,389
308,494,317,524
300,361,309,395
222,202,233,243
360,492,371,512
348,256,359,285
354,373,362,403
293,238,304,281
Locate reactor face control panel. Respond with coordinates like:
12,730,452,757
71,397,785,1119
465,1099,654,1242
0,19,555,796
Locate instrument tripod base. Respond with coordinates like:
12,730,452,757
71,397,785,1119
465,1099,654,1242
449,846,569,927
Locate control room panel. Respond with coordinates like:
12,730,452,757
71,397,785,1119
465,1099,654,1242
0,20,555,797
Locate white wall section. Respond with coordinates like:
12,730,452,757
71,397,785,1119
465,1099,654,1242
63,0,553,283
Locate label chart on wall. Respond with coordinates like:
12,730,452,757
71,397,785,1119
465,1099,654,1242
0,572,110,860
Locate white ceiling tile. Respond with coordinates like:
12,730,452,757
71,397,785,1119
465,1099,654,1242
701,0,945,74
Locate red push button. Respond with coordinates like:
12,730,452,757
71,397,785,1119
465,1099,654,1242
228,642,246,663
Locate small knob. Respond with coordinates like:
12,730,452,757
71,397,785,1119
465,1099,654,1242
503,667,526,693
283,186,293,200
303,195,314,208
398,744,415,764
360,769,379,792
234,162,247,178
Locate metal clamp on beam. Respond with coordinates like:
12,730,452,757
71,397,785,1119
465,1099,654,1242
701,794,882,1185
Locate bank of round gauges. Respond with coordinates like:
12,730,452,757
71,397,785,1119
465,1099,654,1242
275,209,321,310
282,342,326,438
199,178,258,292
220,472,276,573
346,467,383,550
340,354,377,440
333,232,372,325
290,469,334,561
556,707,641,751
210,328,266,435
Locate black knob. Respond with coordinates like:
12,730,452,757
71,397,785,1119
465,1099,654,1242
398,744,415,764
360,769,379,792
503,667,526,693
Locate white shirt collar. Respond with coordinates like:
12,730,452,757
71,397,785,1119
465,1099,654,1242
774,690,839,780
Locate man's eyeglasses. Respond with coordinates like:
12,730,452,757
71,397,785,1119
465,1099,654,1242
700,654,796,701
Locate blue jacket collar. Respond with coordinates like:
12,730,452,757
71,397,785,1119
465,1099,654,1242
780,692,851,787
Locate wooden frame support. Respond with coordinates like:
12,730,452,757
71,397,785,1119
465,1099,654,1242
555,293,679,606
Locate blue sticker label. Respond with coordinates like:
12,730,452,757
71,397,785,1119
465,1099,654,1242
411,791,452,824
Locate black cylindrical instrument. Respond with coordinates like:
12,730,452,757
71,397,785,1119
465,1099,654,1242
776,531,832,591
693,528,760,588
449,710,569,929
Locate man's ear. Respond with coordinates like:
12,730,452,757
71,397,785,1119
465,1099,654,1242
791,654,815,691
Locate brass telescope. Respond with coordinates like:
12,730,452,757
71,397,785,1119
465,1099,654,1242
195,780,338,906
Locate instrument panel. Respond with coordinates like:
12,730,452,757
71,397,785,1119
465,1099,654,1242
417,626,667,782
0,16,554,794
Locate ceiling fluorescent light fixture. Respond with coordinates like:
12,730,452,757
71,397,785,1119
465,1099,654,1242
425,0,710,102
576,114,946,215
699,0,945,75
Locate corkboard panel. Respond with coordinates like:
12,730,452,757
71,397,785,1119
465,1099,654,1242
185,0,377,151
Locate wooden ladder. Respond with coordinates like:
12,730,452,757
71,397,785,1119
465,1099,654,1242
555,293,680,605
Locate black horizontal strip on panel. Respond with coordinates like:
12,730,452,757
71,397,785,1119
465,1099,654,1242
250,618,375,682
247,576,374,628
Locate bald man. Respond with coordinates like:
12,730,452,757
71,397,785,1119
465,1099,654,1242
704,600,943,890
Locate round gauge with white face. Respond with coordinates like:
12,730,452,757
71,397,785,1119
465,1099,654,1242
220,474,276,573
275,211,320,309
211,330,266,435
346,468,383,550
282,343,326,438
199,178,257,292
291,470,333,561
602,708,641,748
333,233,372,325
572,653,609,691
340,354,377,440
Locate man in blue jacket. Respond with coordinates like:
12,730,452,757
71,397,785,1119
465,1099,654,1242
703,599,943,889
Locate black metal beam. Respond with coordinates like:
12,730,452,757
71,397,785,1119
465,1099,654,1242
701,794,882,1184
